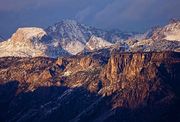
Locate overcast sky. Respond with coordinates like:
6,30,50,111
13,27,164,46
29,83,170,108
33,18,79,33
0,0,180,38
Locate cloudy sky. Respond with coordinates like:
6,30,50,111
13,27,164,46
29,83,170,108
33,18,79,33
0,0,180,38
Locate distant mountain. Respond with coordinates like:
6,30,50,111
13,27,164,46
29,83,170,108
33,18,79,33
0,20,135,57
0,19,179,58
150,19,180,41
46,20,134,44
45,20,134,55
0,27,69,57
128,20,180,52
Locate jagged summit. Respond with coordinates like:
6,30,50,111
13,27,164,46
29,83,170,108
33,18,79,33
45,20,135,55
46,19,133,43
46,19,94,43
150,19,180,41
127,19,180,52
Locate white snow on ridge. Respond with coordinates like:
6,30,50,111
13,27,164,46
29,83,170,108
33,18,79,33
151,20,180,41
11,27,47,41
62,41,85,55
86,35,113,50
0,27,48,57
0,20,180,58
162,21,180,41
164,30,180,41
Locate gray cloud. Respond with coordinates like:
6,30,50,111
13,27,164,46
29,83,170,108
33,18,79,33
0,0,180,38
93,0,180,31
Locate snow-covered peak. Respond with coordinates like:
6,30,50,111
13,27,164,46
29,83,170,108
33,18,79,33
0,27,70,58
11,27,47,42
86,35,113,50
150,20,180,41
46,20,90,43
45,20,137,55
163,21,180,41
0,27,48,57
46,20,135,44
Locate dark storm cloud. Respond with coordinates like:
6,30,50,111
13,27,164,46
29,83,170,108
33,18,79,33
0,0,180,38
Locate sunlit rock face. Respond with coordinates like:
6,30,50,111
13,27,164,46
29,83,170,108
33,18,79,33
11,27,47,42
99,52,180,108
0,50,179,122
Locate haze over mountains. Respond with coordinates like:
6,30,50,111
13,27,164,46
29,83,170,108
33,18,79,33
0,19,179,58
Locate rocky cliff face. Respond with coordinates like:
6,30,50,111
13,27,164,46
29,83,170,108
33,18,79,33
0,50,179,122
100,52,180,108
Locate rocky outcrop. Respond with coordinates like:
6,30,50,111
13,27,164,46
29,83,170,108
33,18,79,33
0,51,179,122
0,57,56,91
100,52,180,108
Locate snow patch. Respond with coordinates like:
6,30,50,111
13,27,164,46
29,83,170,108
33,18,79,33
164,30,180,41
86,35,113,50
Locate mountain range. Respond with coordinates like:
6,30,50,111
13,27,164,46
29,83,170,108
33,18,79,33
0,20,134,57
1,19,179,58
0,19,180,122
